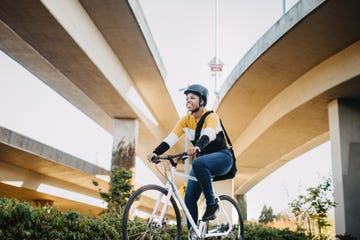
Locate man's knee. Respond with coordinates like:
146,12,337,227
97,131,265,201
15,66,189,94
192,157,205,170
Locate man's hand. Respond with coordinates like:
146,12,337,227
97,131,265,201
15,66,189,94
187,146,201,157
147,153,157,162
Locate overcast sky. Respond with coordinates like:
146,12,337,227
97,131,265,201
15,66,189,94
139,0,299,115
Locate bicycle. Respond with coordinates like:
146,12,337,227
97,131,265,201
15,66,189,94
122,152,244,239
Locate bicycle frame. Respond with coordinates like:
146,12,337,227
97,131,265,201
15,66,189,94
152,161,234,238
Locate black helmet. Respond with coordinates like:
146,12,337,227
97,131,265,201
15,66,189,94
184,84,209,106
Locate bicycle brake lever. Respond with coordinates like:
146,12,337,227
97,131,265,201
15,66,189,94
180,155,189,160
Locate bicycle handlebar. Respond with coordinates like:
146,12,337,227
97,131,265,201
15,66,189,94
151,152,189,167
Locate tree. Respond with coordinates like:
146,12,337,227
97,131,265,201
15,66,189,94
289,177,337,239
259,205,276,224
93,166,134,215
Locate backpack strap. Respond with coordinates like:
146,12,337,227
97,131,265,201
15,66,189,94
220,120,233,148
193,110,213,144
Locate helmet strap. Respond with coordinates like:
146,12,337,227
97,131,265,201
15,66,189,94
191,107,200,114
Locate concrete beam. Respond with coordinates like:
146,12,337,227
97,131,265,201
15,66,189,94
40,0,166,140
215,0,360,193
0,161,106,210
0,126,109,193
234,41,360,194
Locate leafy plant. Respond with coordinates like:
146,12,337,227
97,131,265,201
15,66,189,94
93,166,134,214
0,198,121,239
1,166,321,239
245,222,312,240
289,177,337,239
1,197,316,239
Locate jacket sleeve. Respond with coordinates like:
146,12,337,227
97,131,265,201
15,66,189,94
152,117,186,154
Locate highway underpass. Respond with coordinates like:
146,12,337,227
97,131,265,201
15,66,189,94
0,0,359,236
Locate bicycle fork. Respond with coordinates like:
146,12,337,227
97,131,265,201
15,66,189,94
147,184,173,230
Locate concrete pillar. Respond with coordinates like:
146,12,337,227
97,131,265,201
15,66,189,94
214,179,234,197
328,99,360,238
214,179,234,222
236,194,247,220
112,118,138,170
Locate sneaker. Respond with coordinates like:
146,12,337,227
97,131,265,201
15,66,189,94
202,203,219,221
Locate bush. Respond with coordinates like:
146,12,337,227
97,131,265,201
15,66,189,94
1,197,317,239
0,198,121,239
244,222,312,240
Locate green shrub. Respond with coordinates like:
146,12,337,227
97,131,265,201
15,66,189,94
92,166,133,215
1,197,317,239
244,222,312,240
2,172,317,240
0,165,315,239
0,198,120,239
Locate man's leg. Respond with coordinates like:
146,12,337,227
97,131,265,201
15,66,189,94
184,171,202,228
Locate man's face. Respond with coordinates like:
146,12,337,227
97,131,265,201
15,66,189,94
186,93,202,112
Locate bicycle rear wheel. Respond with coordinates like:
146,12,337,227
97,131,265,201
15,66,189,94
122,184,182,240
207,195,244,240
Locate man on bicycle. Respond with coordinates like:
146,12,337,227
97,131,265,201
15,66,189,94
147,84,233,227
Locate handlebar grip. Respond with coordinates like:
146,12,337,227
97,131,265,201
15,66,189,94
151,156,161,164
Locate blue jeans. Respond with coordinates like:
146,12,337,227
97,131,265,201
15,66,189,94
184,148,232,226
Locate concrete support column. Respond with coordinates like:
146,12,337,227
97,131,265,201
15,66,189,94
214,179,234,198
328,99,360,238
112,118,138,170
214,179,234,221
236,194,247,220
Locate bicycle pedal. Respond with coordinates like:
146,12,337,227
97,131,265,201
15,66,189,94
216,223,229,232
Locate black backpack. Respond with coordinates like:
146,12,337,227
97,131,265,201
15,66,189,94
194,111,237,181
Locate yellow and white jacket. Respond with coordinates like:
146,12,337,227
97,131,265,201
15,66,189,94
153,108,227,155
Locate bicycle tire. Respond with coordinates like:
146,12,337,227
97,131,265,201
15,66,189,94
207,195,244,240
122,184,182,240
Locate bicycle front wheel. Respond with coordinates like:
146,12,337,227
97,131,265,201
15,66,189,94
122,184,182,240
207,195,244,240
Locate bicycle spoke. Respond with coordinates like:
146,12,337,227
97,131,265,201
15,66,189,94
122,184,182,240
207,195,244,240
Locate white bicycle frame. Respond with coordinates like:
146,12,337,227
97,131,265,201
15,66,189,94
151,162,234,238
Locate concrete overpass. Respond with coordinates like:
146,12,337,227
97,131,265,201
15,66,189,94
1,0,359,236
215,0,360,194
0,126,109,215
